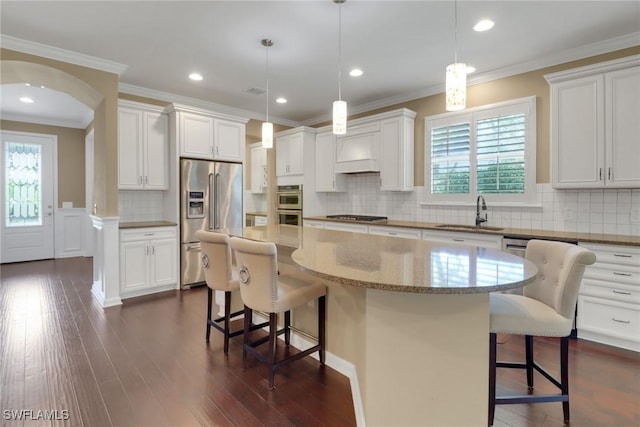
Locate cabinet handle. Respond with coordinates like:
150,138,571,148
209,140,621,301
613,290,632,295
152,245,155,255
145,176,148,184
453,238,464,242
613,272,632,277
608,168,612,180
389,232,397,235
613,254,632,258
139,176,143,184
146,245,149,255
216,146,219,155
144,233,155,236
599,168,602,181
612,318,631,324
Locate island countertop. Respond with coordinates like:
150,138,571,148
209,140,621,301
222,224,538,294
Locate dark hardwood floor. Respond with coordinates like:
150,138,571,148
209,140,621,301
1,257,638,426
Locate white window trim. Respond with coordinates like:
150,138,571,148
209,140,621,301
422,96,537,207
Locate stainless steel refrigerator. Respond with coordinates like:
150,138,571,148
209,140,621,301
180,158,243,289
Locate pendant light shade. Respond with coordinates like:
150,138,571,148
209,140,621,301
261,38,274,148
332,0,347,135
445,0,466,112
333,100,347,135
262,122,273,149
445,62,466,111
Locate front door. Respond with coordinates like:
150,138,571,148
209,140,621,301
1,130,56,263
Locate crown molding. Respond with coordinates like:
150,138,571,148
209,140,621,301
0,34,128,75
119,83,300,128
303,32,640,126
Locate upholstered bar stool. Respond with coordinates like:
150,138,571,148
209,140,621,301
196,230,267,354
229,236,327,390
488,240,596,425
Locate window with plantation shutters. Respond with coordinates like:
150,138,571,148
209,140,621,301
424,96,536,205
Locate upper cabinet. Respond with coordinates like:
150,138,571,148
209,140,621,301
170,104,247,162
314,108,416,192
275,127,316,183
118,100,169,190
315,131,346,192
546,55,640,189
249,142,267,193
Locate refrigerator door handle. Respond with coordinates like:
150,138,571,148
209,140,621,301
209,173,215,230
214,172,221,229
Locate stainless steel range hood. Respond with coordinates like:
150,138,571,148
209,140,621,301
334,129,380,174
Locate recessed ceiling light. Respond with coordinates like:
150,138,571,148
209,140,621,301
189,73,203,81
276,97,287,104
466,66,476,74
349,69,363,77
20,96,34,103
473,19,494,32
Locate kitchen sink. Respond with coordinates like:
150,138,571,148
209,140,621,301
435,224,504,231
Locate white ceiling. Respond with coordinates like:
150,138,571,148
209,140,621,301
0,1,639,129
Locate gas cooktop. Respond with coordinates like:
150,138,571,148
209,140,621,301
326,214,388,223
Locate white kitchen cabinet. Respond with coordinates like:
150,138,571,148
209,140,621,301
379,110,416,191
171,104,247,161
275,127,316,183
422,229,503,249
315,131,346,192
118,101,169,190
577,242,640,352
546,56,640,189
368,225,421,240
324,222,369,234
249,142,267,193
213,119,244,162
119,227,177,298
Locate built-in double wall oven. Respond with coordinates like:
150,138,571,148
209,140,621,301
276,184,302,226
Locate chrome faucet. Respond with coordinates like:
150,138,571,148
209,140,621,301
476,195,487,227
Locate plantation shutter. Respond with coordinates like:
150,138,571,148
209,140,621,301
430,122,470,194
476,113,526,194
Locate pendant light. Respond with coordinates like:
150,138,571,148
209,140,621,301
261,38,274,148
445,0,466,111
333,0,347,135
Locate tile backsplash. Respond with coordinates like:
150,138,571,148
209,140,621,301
118,191,165,222
325,173,640,237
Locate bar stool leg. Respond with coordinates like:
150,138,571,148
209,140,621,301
488,332,497,426
206,287,213,342
284,311,291,346
242,305,251,370
268,313,278,390
319,295,326,365
223,291,232,354
525,335,534,388
561,337,570,423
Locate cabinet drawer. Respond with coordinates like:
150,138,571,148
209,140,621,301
120,227,177,242
579,242,640,266
325,222,368,234
369,225,420,240
304,220,325,229
578,296,640,343
581,278,640,304
583,263,640,286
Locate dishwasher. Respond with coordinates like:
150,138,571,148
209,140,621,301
502,236,579,338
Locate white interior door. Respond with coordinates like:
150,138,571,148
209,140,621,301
1,130,56,263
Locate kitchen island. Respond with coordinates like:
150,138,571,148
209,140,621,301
225,225,538,426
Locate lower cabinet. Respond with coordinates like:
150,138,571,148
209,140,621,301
577,242,640,352
120,227,178,298
324,222,369,234
368,225,421,240
421,229,503,249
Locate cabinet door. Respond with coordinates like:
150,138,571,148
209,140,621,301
214,120,244,162
120,240,148,292
276,135,289,176
118,108,143,189
551,75,605,188
144,112,169,190
287,133,304,175
605,67,640,187
315,132,345,191
149,238,177,288
180,112,214,159
250,145,266,193
380,117,413,191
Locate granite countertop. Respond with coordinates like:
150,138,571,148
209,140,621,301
305,216,640,247
221,225,538,294
119,221,177,229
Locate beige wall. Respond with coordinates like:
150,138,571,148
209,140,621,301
0,119,86,208
1,48,120,216
344,46,640,187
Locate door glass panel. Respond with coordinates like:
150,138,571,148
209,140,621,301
5,142,42,227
